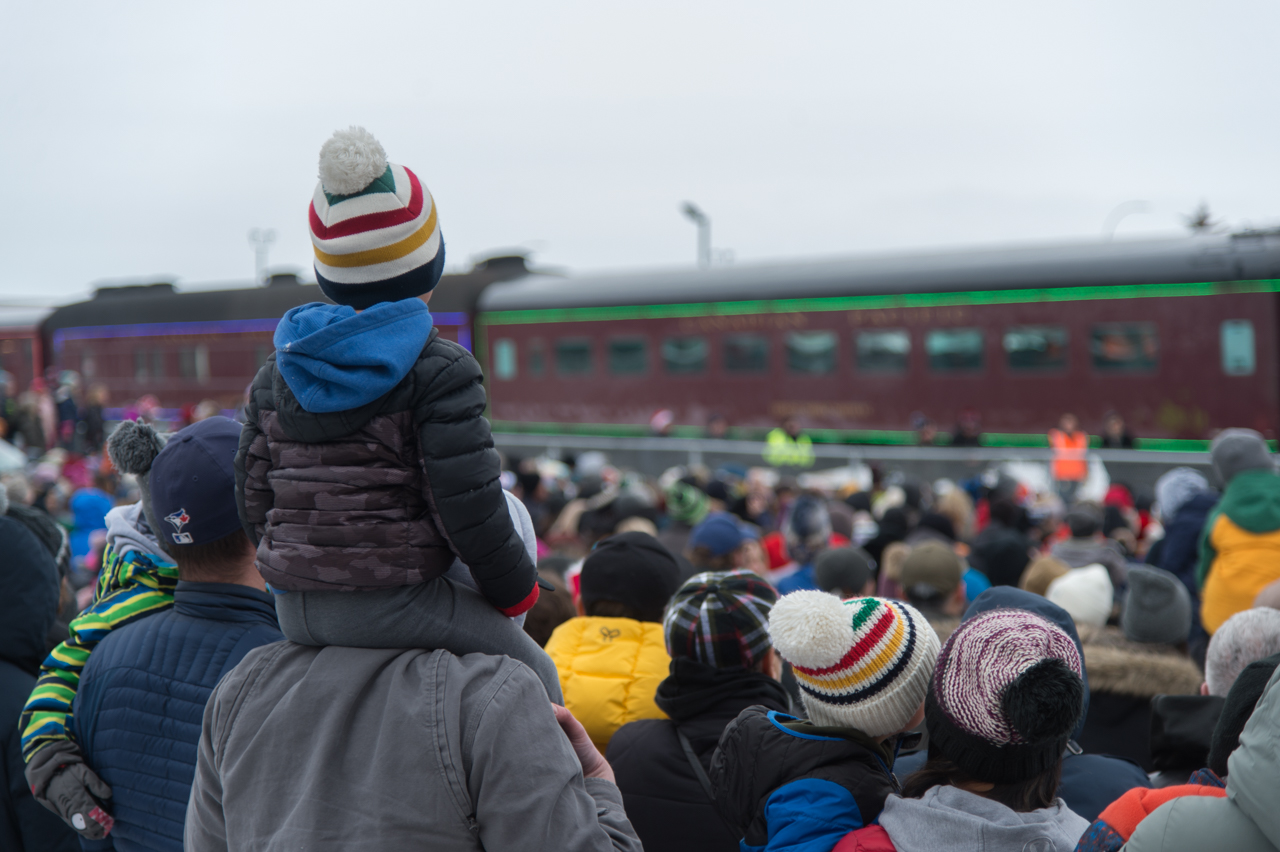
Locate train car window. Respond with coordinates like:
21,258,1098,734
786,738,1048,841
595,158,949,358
529,340,545,377
926,329,984,372
1221,320,1256,375
608,338,648,375
80,350,96,379
134,349,165,381
178,347,209,382
662,337,707,374
254,345,272,369
724,334,769,373
1004,326,1068,371
555,339,593,375
1090,323,1158,372
493,339,517,380
856,330,910,372
786,331,837,374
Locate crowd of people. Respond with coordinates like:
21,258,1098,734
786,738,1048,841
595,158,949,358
5,127,1280,852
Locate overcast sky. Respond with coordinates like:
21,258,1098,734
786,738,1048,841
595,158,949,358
3,0,1278,303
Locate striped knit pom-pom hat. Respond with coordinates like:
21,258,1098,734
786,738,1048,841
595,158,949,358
768,592,940,737
927,608,1084,784
309,127,445,309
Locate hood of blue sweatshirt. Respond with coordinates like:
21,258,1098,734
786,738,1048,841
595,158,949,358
274,299,433,413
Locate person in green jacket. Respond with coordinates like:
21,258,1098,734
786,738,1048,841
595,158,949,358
1196,429,1280,635
763,417,814,469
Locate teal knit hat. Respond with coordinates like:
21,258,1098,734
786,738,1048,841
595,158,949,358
667,481,710,526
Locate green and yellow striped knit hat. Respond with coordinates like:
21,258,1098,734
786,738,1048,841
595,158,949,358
768,591,940,737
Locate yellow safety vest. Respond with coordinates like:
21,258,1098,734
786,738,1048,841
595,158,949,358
764,428,815,468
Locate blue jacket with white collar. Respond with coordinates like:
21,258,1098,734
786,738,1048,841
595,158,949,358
72,582,282,852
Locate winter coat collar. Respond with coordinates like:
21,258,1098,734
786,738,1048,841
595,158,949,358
172,581,278,625
654,657,789,722
1078,626,1203,698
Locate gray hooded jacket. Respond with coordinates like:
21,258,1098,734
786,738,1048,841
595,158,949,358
1122,665,1280,852
184,642,641,852
878,786,1088,852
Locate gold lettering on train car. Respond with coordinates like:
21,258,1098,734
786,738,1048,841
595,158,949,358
769,401,874,420
677,313,811,333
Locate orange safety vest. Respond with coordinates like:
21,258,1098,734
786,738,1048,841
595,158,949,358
1048,429,1089,482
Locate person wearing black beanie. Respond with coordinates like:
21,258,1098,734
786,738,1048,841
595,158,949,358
546,532,683,752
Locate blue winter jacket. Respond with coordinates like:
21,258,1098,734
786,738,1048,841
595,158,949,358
1159,490,1220,604
71,582,283,852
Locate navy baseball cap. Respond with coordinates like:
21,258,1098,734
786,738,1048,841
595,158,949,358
148,416,243,547
688,512,758,557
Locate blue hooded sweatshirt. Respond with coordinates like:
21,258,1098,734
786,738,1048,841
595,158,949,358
273,299,433,414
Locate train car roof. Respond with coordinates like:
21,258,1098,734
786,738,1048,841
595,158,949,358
478,232,1280,311
42,256,532,332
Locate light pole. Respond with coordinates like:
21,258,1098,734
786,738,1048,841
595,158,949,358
681,202,711,269
1101,201,1149,241
248,228,277,285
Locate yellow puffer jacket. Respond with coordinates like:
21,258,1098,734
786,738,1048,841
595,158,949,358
545,616,670,751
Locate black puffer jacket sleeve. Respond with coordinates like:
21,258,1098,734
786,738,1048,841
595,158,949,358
412,338,538,616
235,360,275,547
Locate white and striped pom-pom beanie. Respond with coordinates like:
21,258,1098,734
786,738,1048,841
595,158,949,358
309,127,444,309
768,591,940,738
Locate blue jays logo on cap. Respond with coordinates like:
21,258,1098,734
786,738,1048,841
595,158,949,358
166,508,193,544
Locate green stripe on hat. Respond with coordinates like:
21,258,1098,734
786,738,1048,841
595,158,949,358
323,165,398,206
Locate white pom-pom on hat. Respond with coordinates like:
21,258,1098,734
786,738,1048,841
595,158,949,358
318,126,388,196
768,590,855,669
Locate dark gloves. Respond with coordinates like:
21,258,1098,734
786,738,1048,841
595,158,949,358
24,741,114,840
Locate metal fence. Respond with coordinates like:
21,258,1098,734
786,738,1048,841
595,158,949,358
492,432,1218,489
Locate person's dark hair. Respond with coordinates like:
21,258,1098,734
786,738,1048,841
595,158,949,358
1065,509,1100,539
168,528,256,583
901,750,1062,813
585,599,652,622
989,498,1020,530
523,570,577,647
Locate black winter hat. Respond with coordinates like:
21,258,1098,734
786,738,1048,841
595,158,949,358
1207,651,1280,777
580,532,682,622
813,547,874,595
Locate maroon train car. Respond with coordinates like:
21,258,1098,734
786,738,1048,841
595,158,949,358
476,233,1280,444
38,258,531,416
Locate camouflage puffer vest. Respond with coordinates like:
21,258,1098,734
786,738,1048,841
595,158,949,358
235,330,533,602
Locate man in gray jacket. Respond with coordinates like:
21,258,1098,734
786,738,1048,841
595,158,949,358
184,642,641,851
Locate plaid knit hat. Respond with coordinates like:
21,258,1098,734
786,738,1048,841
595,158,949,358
927,608,1085,784
309,127,445,309
768,592,940,737
663,569,778,669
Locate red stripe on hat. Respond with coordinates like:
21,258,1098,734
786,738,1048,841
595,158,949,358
310,167,425,240
791,608,896,677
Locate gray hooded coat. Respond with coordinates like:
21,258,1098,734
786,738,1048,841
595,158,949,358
1122,665,1280,852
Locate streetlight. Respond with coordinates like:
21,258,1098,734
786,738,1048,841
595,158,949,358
681,202,711,269
1101,201,1149,241
248,228,277,285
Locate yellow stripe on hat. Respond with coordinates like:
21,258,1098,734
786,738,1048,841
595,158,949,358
793,610,907,694
312,201,438,269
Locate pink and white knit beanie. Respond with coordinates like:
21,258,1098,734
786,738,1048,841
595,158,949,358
926,608,1085,784
768,592,940,738
309,127,444,309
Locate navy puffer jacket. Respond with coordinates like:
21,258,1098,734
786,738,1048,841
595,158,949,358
71,582,282,852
